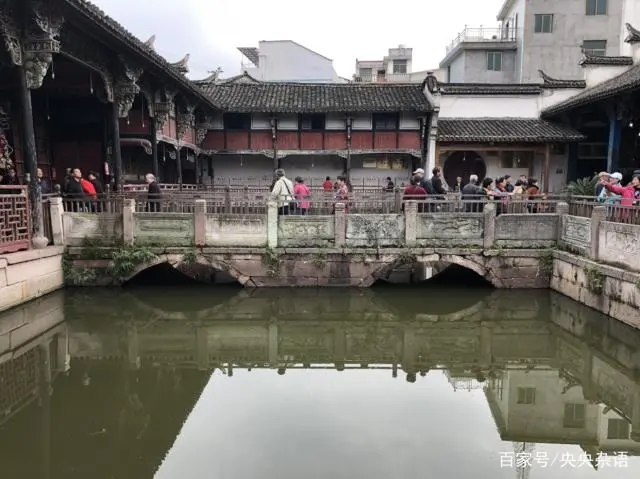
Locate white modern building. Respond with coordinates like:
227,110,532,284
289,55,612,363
439,0,640,83
236,40,344,83
354,45,444,83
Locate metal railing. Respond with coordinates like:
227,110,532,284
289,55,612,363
0,185,30,254
567,195,640,225
446,26,518,53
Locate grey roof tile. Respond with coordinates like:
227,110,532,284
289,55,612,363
579,55,633,66
437,118,585,142
438,83,542,95
201,83,432,113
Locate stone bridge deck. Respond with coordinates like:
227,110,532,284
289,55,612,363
54,198,563,287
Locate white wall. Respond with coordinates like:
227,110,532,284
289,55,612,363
255,41,340,83
583,64,631,88
621,0,640,56
439,95,539,118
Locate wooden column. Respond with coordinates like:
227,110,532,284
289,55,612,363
543,143,551,193
111,101,123,191
150,117,159,179
17,64,45,245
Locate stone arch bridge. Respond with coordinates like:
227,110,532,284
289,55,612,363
70,247,550,288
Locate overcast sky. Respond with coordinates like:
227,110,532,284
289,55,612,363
93,0,505,80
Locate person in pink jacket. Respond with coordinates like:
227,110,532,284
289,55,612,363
293,176,311,215
600,175,640,206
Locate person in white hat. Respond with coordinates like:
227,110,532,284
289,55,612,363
604,172,623,204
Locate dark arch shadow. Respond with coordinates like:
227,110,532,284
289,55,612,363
443,150,487,187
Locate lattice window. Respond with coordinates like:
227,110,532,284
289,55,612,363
0,350,38,420
0,188,30,253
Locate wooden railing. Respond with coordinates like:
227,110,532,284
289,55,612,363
0,185,30,254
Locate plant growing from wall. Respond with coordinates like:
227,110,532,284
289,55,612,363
311,252,327,269
396,250,416,266
62,252,97,286
584,266,605,295
262,247,281,277
182,249,198,265
107,246,157,282
537,250,554,279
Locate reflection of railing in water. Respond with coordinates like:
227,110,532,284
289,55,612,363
444,369,486,391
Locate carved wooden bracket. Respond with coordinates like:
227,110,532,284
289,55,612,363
176,103,196,139
114,55,143,118
138,85,156,117
154,88,176,129
0,0,23,66
22,1,65,89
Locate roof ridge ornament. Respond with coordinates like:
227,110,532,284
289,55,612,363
144,34,156,50
537,69,586,89
170,54,190,74
624,23,640,44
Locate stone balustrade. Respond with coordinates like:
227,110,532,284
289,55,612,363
49,197,566,249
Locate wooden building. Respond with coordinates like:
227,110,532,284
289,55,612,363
541,23,640,182
0,0,217,190
197,79,433,186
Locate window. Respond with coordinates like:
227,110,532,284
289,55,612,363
607,419,630,439
393,60,407,74
534,14,553,33
563,403,586,429
359,68,372,81
487,52,503,71
499,151,533,169
586,0,607,15
583,40,607,56
223,113,250,130
300,114,325,131
516,387,536,404
373,113,398,130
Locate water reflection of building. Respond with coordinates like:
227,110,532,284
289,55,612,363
1,288,640,477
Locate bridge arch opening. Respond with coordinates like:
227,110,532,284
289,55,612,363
370,254,498,288
122,254,245,287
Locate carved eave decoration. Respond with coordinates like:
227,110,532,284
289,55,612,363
114,55,143,118
154,87,176,130
176,103,196,138
170,54,190,75
195,115,210,145
23,1,65,89
138,84,157,117
538,69,586,89
59,27,114,102
144,34,156,50
0,1,23,66
624,23,640,44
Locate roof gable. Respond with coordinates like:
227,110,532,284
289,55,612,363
259,40,333,62
200,83,432,113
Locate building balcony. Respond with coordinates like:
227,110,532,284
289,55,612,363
445,26,517,54
202,130,422,152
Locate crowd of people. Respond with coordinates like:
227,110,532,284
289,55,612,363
594,170,640,206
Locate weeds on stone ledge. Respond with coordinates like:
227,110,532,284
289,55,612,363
182,249,198,265
62,252,97,286
262,247,281,277
107,247,157,282
311,252,327,269
537,250,554,279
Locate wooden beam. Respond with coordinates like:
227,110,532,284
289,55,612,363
437,143,546,152
543,142,551,193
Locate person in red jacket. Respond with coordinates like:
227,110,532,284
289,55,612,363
80,176,97,199
402,175,427,212
600,175,640,206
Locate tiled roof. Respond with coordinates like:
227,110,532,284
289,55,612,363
200,83,432,113
438,83,542,95
238,47,259,66
542,64,640,117
63,0,215,108
437,118,585,142
579,55,633,66
538,70,586,89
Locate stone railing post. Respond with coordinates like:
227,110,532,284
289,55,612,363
49,197,64,246
556,201,569,244
267,199,278,248
334,203,346,246
122,198,136,246
194,199,206,246
483,202,496,249
590,205,606,260
404,200,417,246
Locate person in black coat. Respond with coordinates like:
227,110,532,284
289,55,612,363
145,173,161,212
